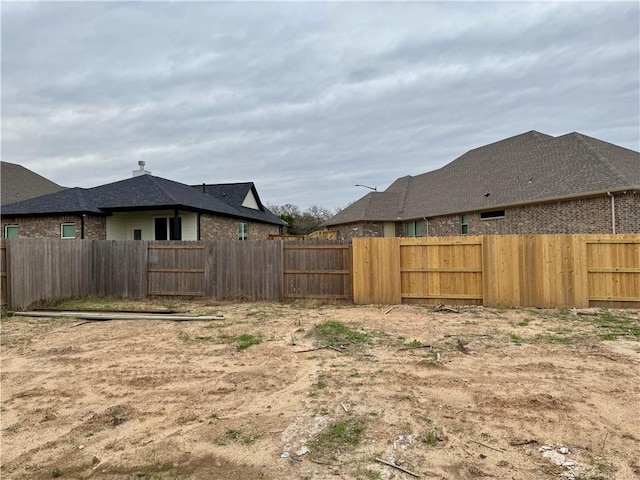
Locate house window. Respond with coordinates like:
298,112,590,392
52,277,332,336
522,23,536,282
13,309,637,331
4,225,18,239
61,223,76,239
238,222,248,240
480,210,505,220
133,229,142,240
405,220,422,237
154,217,182,240
461,214,469,235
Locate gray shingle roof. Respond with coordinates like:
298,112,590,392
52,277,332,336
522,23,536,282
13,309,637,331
1,161,65,206
2,174,286,226
326,131,640,225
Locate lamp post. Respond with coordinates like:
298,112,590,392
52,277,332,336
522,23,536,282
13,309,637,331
355,184,377,192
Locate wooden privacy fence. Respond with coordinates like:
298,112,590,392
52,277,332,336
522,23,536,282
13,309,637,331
1,235,638,310
284,242,351,299
0,239,350,310
352,234,640,308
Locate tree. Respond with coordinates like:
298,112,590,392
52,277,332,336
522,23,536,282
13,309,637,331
267,203,337,235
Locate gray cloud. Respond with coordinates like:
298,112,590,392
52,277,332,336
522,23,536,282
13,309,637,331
2,1,638,210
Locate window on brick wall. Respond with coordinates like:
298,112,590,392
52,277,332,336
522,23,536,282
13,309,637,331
480,210,505,219
405,220,422,237
238,222,248,240
461,214,469,234
4,225,18,239
61,223,76,239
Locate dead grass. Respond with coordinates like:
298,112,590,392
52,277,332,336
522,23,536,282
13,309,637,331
1,301,638,480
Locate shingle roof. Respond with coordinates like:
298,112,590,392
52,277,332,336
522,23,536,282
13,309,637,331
325,131,640,225
193,182,286,226
1,161,65,206
2,174,286,226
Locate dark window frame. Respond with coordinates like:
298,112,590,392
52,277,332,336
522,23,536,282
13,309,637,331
480,210,505,220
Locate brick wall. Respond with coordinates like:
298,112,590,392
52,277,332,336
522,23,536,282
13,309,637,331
1,215,106,239
615,191,640,233
426,193,639,236
334,222,385,240
199,214,280,240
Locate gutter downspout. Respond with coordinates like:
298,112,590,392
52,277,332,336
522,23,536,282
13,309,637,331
81,214,86,239
607,192,616,234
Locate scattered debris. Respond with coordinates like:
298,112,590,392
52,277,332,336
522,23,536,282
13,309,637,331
384,306,396,314
456,338,470,354
280,451,289,458
433,303,460,313
295,345,344,354
510,439,537,446
399,344,431,351
16,311,224,321
340,402,349,413
470,439,505,453
559,446,570,454
296,445,309,456
375,457,420,478
570,308,601,316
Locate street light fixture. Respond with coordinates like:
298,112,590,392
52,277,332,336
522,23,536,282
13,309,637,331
355,184,377,191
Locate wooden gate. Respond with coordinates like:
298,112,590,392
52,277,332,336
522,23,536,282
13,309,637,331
283,241,352,300
400,238,483,305
586,238,640,308
147,242,205,297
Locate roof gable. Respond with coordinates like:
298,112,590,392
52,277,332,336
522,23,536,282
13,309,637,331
326,130,640,225
1,161,65,206
2,174,286,226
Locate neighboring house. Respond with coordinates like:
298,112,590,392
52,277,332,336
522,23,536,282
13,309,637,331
1,168,286,240
1,161,65,206
325,131,640,238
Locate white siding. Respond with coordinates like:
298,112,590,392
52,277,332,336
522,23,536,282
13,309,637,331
241,191,260,209
106,210,198,240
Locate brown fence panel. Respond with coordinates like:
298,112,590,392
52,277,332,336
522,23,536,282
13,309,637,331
352,238,401,304
210,240,283,301
482,235,590,308
283,240,351,299
147,242,205,297
92,240,147,299
5,239,93,310
587,237,640,308
400,237,483,305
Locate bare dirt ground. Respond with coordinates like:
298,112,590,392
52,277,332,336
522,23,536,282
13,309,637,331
1,300,639,480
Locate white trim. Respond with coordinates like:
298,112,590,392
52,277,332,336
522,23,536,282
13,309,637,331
61,222,76,239
4,224,19,239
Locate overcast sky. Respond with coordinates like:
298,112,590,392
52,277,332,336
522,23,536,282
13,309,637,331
2,1,639,211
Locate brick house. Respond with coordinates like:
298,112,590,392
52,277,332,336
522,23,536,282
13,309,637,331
1,167,286,240
325,131,640,238
1,161,65,206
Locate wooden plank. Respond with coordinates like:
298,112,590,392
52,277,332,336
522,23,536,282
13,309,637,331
286,294,351,299
586,239,640,244
352,237,401,304
587,268,640,273
401,293,484,300
588,296,640,302
147,268,205,273
401,268,483,273
148,291,205,296
284,245,350,250
148,245,205,250
284,270,350,275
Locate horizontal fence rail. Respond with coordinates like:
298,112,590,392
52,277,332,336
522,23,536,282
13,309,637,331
1,234,638,310
351,234,640,308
